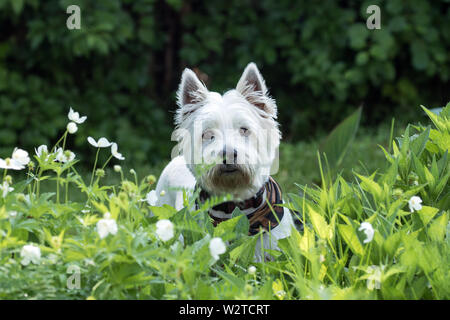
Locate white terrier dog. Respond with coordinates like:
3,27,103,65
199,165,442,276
155,62,294,261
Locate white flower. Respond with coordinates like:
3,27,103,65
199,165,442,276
209,237,226,261
35,145,49,158
155,219,175,242
145,190,158,206
20,244,41,266
0,181,14,197
12,148,30,166
365,265,385,290
111,143,125,160
248,265,257,275
8,211,18,218
96,212,118,239
0,158,24,170
55,148,75,163
67,122,78,134
358,222,374,244
65,151,76,163
87,137,113,148
408,196,423,212
68,107,87,124
114,165,121,172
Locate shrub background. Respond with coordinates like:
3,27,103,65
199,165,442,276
0,0,449,167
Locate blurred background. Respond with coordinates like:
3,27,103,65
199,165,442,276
0,0,449,192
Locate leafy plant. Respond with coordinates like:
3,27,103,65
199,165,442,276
0,103,449,299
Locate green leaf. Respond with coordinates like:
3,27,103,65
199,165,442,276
383,231,402,258
150,205,177,219
307,205,333,240
428,212,448,242
232,207,250,236
410,126,430,156
229,236,257,264
213,214,242,240
320,107,362,170
356,173,383,199
338,224,364,256
417,206,439,226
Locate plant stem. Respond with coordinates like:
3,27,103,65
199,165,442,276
101,155,113,171
65,178,69,204
90,148,100,187
62,131,68,151
36,168,42,197
51,130,68,153
56,173,60,203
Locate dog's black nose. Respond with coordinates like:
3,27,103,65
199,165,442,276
222,147,237,164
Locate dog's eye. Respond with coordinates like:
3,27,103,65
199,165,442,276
202,131,214,141
239,127,250,136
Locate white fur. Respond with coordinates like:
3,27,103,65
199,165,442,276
156,62,294,261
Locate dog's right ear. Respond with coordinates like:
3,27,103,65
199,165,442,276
175,68,208,125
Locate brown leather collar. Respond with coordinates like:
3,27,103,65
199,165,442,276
196,176,284,235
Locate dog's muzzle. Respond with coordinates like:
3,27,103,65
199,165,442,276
219,164,239,174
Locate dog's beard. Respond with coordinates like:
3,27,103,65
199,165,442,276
197,164,256,197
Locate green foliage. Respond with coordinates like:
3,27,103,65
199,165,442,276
320,107,362,177
0,103,449,299
1,0,449,168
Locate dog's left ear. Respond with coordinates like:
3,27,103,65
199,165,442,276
236,62,277,117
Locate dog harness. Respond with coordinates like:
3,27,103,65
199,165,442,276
195,176,285,236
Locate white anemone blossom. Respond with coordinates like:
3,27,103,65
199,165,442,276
20,244,41,266
35,145,49,158
96,212,118,239
365,265,385,290
12,148,30,166
408,196,423,212
0,157,24,170
55,148,75,163
68,107,87,124
358,222,374,244
155,219,175,242
209,237,226,261
87,137,113,148
0,181,14,197
145,190,158,206
111,143,125,160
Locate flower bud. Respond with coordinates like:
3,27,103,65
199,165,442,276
121,181,134,194
248,265,257,275
5,175,12,185
146,174,157,185
114,165,122,172
67,122,78,134
95,169,105,178
16,193,27,203
28,161,35,170
393,188,403,198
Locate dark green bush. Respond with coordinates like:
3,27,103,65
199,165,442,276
0,0,449,167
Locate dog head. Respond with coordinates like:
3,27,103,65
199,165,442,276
173,63,281,200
